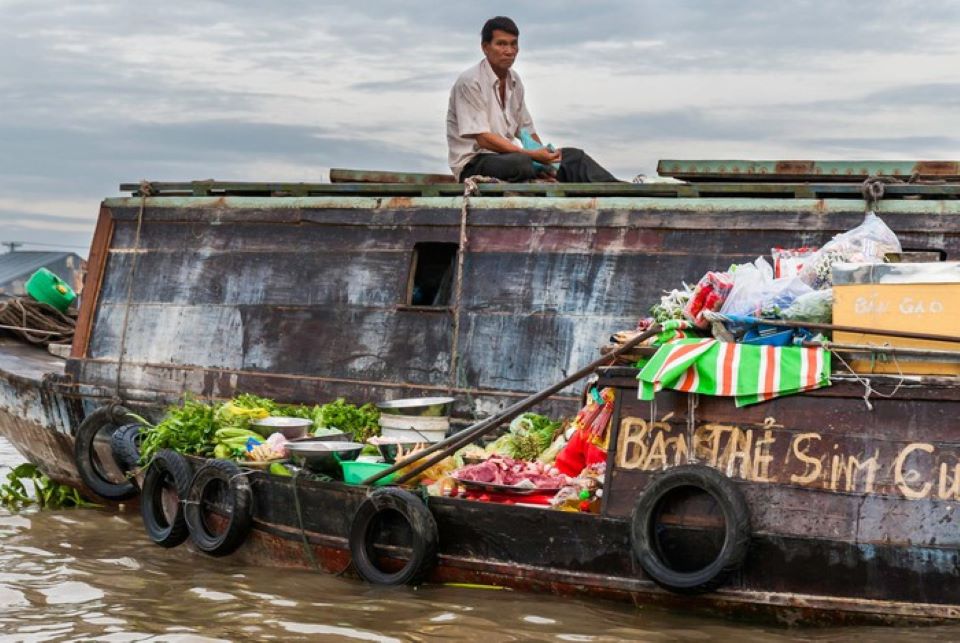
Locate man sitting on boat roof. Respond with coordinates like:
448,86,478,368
447,16,619,183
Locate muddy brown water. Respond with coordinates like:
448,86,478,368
1,437,958,642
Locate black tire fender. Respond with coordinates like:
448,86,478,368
73,404,140,501
140,449,193,548
631,464,750,594
110,423,143,473
184,459,253,556
349,487,438,586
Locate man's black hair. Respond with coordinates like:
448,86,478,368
481,16,519,43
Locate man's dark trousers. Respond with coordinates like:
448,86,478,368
461,147,618,183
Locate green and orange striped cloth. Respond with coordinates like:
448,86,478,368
637,337,831,406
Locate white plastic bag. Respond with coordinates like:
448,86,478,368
762,277,813,315
799,212,901,290
720,258,772,317
721,258,813,319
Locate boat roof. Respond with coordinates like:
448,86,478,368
119,159,960,199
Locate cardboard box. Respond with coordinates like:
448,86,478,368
832,262,960,375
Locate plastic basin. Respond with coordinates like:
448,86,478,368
742,326,794,346
341,460,395,486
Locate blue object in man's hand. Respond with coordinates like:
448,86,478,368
519,128,561,173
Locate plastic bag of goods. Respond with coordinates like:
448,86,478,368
721,258,813,320
781,289,834,324
683,272,734,329
799,212,901,290
720,258,773,318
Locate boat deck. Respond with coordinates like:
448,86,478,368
0,338,64,383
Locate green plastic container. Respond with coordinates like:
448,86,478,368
25,268,76,312
341,460,395,486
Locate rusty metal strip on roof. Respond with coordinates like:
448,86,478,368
657,159,960,182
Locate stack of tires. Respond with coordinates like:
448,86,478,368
73,405,254,556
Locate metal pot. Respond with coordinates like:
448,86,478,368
289,430,348,444
285,441,363,475
250,417,312,439
376,397,454,418
373,439,425,464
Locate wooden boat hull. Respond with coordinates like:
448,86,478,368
0,340,86,489
4,344,957,624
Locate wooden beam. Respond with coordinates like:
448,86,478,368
329,168,457,184
71,204,114,360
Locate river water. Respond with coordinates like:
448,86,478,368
2,437,958,642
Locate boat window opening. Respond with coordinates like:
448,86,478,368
407,242,458,307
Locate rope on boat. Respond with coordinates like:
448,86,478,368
860,174,920,211
861,177,887,210
830,349,906,411
114,180,152,398
291,468,321,571
0,297,76,345
448,175,501,393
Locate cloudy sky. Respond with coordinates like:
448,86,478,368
1,0,958,254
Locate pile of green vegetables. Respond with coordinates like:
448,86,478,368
281,397,382,444
485,412,564,461
0,463,95,512
139,394,381,463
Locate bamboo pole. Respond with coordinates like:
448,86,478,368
802,340,960,360
704,313,960,345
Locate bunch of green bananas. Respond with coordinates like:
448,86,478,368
212,427,262,459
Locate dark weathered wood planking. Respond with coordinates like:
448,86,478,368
81,304,632,396
86,304,453,385
463,252,728,314
607,467,960,543
103,200,960,233
100,236,772,313
97,251,412,307
71,198,960,416
110,218,958,258
458,312,635,393
657,389,960,443
64,358,579,420
601,364,960,585
108,220,460,252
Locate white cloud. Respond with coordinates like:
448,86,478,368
0,0,958,252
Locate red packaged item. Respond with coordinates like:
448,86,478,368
556,388,616,477
772,246,817,279
682,271,733,329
